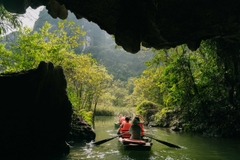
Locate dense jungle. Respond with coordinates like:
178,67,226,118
1,6,240,139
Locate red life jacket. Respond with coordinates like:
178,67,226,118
138,123,144,136
120,122,132,132
120,122,132,138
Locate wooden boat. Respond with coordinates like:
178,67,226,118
118,137,153,151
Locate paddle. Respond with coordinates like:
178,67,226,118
92,135,120,145
92,132,128,145
144,134,181,149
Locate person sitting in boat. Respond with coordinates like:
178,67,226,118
117,116,132,137
135,116,144,136
129,117,142,140
118,114,126,125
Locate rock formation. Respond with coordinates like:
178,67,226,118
68,113,96,143
0,61,72,159
1,0,240,53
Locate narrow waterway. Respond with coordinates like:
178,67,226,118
65,116,240,160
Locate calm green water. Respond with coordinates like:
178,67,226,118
64,116,240,160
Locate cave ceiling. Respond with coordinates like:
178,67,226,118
1,0,240,53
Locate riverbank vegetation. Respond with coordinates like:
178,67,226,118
134,41,240,137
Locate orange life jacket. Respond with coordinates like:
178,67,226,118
120,122,132,138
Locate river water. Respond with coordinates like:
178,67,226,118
64,116,240,160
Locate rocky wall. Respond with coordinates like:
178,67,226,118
2,0,240,53
0,61,72,159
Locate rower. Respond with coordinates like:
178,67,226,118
117,116,132,138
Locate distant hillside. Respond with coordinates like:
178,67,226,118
33,8,154,81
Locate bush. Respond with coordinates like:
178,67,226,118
93,105,115,116
136,100,161,121
78,109,93,125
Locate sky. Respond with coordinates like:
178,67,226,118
21,6,43,28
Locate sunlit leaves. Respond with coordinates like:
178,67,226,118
0,5,22,35
132,66,163,106
0,20,113,116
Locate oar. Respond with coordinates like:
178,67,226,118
92,132,128,145
144,134,181,149
92,135,120,145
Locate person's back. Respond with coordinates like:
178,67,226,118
120,117,131,132
121,122,131,132
129,125,141,139
135,117,145,136
118,116,132,138
129,117,141,139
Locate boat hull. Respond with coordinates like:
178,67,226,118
118,137,153,151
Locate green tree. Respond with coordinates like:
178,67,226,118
136,41,240,137
0,20,113,122
108,80,128,107
0,5,22,35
